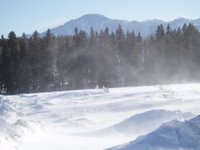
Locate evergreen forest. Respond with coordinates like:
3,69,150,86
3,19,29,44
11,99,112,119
1,24,200,94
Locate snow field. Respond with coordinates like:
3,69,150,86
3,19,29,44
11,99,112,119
0,83,200,149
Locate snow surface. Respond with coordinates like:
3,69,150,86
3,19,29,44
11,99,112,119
1,83,200,150
108,116,200,150
88,109,194,138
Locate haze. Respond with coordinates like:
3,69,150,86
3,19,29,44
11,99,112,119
1,0,200,36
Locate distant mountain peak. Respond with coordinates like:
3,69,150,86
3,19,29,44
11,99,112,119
73,13,111,23
41,14,200,37
79,14,109,19
177,17,191,20
142,19,165,23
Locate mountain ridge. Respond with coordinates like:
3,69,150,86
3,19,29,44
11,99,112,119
41,14,200,37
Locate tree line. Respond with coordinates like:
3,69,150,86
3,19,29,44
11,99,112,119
0,23,200,94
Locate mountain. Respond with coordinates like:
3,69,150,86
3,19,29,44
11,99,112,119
45,14,129,36
42,14,200,37
107,115,200,150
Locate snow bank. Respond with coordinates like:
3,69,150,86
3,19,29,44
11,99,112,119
7,119,45,139
93,109,194,137
0,95,44,150
84,109,194,140
107,115,200,150
0,95,16,119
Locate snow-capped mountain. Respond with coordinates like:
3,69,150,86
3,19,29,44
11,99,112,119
43,14,200,37
44,14,129,36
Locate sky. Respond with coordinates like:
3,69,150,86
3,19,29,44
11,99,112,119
1,0,200,36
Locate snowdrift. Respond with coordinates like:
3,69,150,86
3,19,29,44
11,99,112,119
107,115,200,150
0,96,44,150
86,109,194,137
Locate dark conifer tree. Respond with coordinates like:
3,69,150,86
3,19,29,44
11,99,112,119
1,23,200,93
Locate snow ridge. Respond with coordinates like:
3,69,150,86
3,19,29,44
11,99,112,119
108,115,200,150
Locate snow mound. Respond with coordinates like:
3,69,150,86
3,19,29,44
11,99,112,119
7,119,45,139
0,95,44,149
0,119,44,150
107,115,200,150
0,95,16,118
90,109,194,137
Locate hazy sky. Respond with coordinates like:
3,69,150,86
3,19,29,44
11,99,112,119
1,0,200,36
